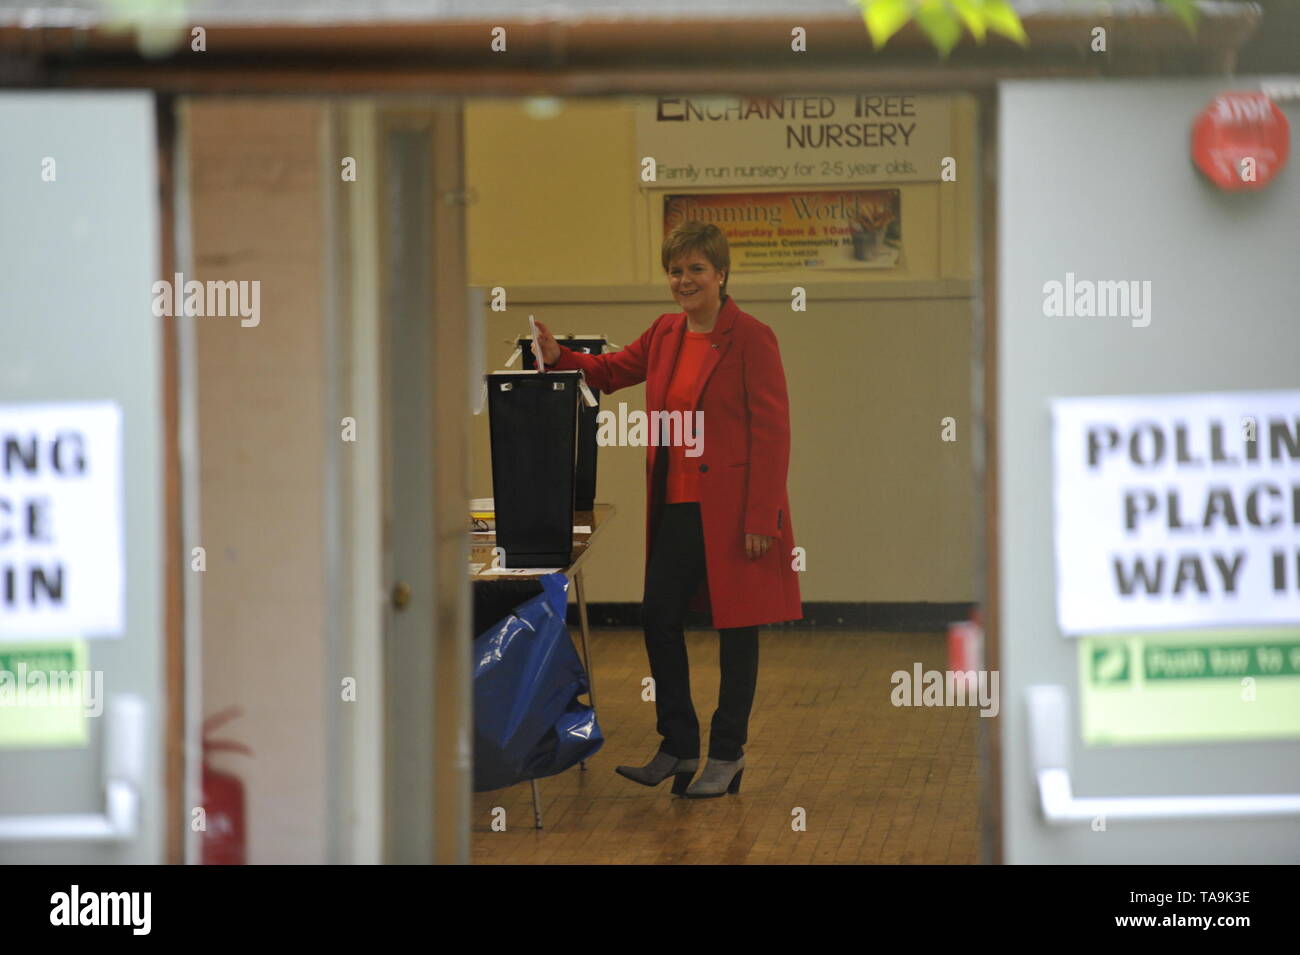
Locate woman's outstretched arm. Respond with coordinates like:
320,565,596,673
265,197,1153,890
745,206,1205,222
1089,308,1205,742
536,317,662,394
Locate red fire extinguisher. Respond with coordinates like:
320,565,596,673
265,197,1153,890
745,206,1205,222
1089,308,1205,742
201,706,252,865
947,607,984,674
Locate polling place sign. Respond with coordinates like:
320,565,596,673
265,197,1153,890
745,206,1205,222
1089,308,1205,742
1052,390,1300,635
0,402,124,640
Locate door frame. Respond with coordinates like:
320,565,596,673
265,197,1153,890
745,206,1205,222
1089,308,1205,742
146,37,1255,864
160,80,1003,866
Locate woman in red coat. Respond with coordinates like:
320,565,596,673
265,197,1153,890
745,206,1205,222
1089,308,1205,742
536,221,801,798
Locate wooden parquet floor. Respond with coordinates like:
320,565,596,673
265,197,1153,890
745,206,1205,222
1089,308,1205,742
471,628,984,864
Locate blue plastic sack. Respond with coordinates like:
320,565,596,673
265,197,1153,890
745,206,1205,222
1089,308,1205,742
473,572,603,792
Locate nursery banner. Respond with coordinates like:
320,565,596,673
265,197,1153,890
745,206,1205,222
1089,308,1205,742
663,190,901,270
637,94,952,186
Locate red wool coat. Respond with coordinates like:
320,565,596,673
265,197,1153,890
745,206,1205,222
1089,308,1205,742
548,295,802,629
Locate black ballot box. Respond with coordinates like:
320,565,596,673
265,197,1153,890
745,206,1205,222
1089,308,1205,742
472,577,544,638
487,370,581,567
518,335,605,512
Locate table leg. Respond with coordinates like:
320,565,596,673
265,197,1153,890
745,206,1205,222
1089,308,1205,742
574,568,597,772
574,569,597,711
531,778,543,829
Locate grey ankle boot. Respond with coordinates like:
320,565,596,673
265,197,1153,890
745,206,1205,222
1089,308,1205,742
615,751,700,795
683,755,745,798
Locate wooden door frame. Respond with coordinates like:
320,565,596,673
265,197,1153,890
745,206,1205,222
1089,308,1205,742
368,83,1001,863
975,88,1001,865
372,103,473,864
158,77,1000,866
149,47,1277,864
155,94,186,866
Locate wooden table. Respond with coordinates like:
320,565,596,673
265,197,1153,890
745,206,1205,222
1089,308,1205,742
470,503,616,828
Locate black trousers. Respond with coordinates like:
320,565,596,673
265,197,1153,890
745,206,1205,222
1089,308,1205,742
642,502,759,762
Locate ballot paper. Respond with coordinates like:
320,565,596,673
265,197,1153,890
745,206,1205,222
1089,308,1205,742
528,315,545,371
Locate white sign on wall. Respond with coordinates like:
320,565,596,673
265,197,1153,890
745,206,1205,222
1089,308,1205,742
635,93,953,188
1052,390,1300,635
0,402,124,640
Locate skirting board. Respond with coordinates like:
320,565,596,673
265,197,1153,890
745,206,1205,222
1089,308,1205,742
472,580,975,635
576,602,978,632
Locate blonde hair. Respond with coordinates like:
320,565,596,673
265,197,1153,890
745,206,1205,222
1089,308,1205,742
662,221,731,297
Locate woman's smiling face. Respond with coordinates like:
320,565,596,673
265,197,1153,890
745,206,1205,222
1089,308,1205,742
667,251,725,315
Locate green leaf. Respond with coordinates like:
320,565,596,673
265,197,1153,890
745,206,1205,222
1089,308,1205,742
860,0,915,50
948,0,988,44
915,0,963,58
982,0,1029,46
1160,0,1200,33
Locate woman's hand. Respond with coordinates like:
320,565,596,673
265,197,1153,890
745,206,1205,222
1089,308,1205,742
533,319,562,366
745,533,776,560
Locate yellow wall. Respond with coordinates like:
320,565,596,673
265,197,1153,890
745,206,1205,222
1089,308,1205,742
466,94,978,606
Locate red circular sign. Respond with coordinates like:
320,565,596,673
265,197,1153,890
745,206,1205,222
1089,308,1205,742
1192,92,1290,191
